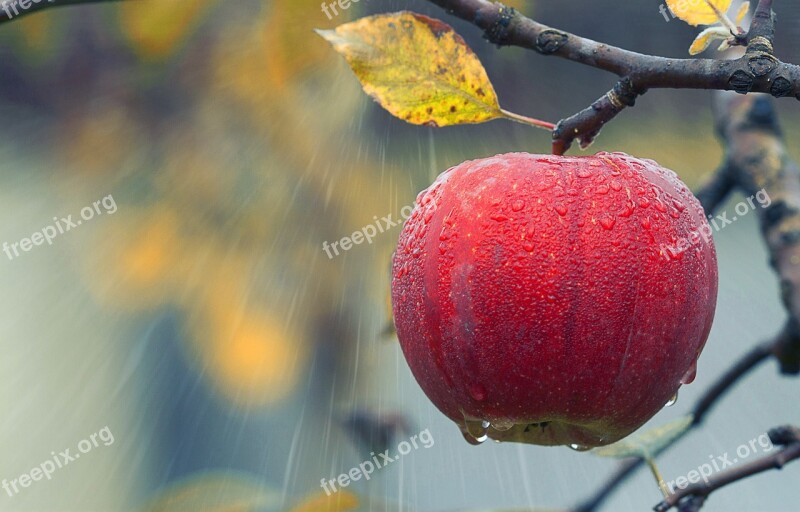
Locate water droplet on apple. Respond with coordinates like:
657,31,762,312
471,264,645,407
468,383,487,401
619,201,636,218
665,390,679,407
525,224,535,238
577,168,592,178
599,215,616,230
665,245,685,261
490,213,509,222
490,419,514,431
569,444,592,452
681,363,698,384
555,204,568,216
522,241,535,252
511,199,525,212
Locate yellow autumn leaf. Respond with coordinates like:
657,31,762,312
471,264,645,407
689,27,729,55
144,471,279,511
736,1,751,25
666,0,732,26
316,12,511,128
289,490,360,512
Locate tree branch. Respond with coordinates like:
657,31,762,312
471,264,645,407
713,91,800,375
653,426,800,512
425,0,799,153
0,0,125,25
693,165,734,214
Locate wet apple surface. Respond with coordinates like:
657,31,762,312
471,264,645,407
392,152,718,448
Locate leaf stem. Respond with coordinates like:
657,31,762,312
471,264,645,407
646,456,671,498
703,0,742,34
500,108,556,131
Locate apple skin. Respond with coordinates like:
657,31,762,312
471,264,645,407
391,152,718,448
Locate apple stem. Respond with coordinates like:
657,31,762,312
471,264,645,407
499,109,556,131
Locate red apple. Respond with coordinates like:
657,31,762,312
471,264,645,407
391,152,717,448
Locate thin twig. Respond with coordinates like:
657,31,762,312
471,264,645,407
653,426,800,511
424,0,794,152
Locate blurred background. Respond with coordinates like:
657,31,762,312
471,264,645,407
0,0,798,510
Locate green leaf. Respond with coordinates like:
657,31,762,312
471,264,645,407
592,414,694,459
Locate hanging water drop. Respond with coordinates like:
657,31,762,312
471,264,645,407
491,419,514,432
461,429,484,445
665,390,679,407
569,443,592,452
460,414,490,445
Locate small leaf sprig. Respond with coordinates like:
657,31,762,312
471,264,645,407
665,0,752,55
